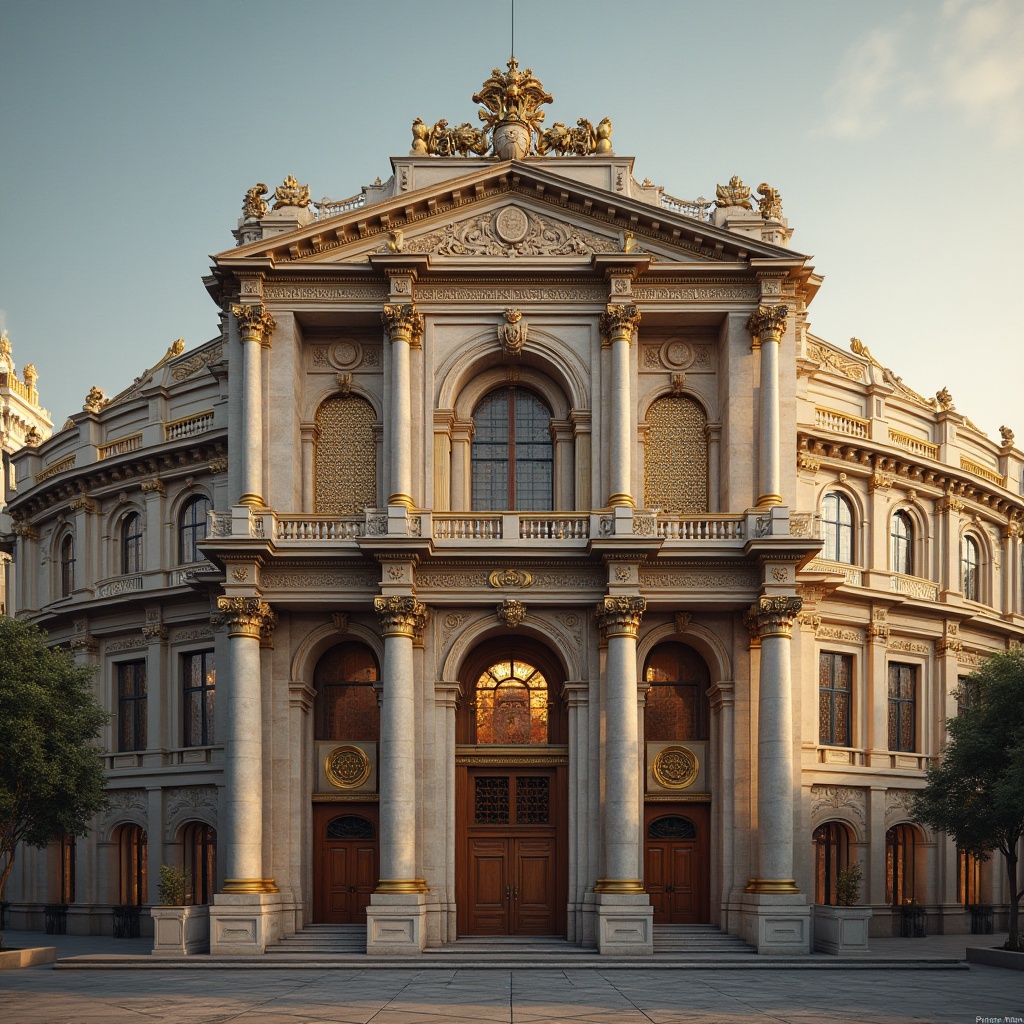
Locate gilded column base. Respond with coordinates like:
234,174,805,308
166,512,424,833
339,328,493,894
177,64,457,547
221,877,279,894
387,493,415,509
755,493,783,508
376,878,429,894
594,878,645,894
745,877,800,894
605,493,635,508
238,493,265,508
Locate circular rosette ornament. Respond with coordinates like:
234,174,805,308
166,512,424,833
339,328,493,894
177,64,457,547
325,745,372,789
652,745,699,790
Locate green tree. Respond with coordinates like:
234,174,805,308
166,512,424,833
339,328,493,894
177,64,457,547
912,650,1024,950
0,617,107,947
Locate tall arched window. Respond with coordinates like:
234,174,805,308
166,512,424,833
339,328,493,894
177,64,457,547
313,642,380,741
885,823,916,904
59,534,75,598
890,510,913,575
118,824,148,905
813,821,850,905
643,642,710,741
179,495,211,565
958,848,981,906
822,492,854,563
121,512,143,575
314,395,377,514
643,395,709,513
961,535,980,601
472,387,552,511
473,659,550,744
183,822,216,905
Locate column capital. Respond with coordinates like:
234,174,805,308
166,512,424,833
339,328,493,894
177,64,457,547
382,303,424,346
595,595,646,638
216,595,273,638
232,303,277,345
745,595,802,639
599,303,641,346
746,303,788,348
374,595,427,637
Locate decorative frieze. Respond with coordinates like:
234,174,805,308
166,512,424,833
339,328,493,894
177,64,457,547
170,344,223,382
258,569,377,589
639,568,758,590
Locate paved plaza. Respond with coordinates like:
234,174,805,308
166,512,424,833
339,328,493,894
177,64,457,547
0,931,1020,1024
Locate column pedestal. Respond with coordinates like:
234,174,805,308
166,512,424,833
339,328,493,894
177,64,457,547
595,894,654,955
739,891,811,955
209,891,283,955
366,892,429,955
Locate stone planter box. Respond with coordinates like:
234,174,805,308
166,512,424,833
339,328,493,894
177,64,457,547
813,905,873,955
966,946,1024,971
151,905,209,956
0,946,56,969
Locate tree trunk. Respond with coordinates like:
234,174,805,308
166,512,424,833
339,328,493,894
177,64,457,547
1006,846,1020,951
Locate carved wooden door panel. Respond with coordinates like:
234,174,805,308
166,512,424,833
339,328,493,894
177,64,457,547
467,837,511,934
512,837,556,934
313,805,378,924
644,805,709,924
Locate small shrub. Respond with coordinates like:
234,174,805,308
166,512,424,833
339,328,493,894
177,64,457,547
835,862,862,906
157,864,192,906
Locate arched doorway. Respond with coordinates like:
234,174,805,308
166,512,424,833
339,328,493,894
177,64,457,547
313,806,379,924
455,637,568,936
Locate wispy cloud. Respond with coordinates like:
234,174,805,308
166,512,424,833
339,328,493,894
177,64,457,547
820,1,1024,145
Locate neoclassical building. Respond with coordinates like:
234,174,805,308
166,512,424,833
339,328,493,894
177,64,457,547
4,62,1022,956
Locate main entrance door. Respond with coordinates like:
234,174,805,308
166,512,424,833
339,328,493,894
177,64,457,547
644,803,710,924
312,804,378,924
459,767,565,935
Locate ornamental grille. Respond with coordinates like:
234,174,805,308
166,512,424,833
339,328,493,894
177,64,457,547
648,815,697,840
314,396,377,514
474,776,510,824
326,815,375,839
515,776,550,824
643,395,708,513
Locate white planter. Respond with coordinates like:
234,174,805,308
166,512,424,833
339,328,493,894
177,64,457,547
151,904,209,956
813,905,873,955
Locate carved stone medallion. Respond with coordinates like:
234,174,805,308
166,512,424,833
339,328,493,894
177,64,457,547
325,745,372,789
652,745,699,789
495,206,530,244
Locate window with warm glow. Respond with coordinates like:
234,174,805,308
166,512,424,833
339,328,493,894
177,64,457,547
474,659,549,744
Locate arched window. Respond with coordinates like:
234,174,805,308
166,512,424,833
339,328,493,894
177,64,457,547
890,510,913,575
179,495,212,565
314,395,377,514
118,824,148,905
643,642,710,741
961,535,980,601
643,395,709,513
958,848,981,906
314,642,380,741
885,824,916,904
60,534,75,598
822,492,854,563
183,822,216,905
121,512,143,575
472,387,552,511
327,815,375,839
648,815,697,840
813,822,851,905
473,658,550,744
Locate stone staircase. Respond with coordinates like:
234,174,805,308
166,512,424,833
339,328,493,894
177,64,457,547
266,924,366,955
653,924,755,955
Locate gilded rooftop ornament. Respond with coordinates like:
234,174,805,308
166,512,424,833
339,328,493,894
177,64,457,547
715,176,753,210
243,183,269,219
756,182,782,220
272,175,311,209
473,57,552,134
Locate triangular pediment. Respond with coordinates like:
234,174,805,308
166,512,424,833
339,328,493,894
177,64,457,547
214,160,805,274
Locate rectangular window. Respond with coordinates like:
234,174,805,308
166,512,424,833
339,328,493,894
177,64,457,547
183,650,216,747
887,663,916,752
818,652,852,746
117,661,147,752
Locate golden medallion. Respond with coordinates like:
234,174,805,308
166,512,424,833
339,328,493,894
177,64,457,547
325,745,371,789
652,745,698,790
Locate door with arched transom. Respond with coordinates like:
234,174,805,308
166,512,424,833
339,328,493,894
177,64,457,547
313,804,379,924
644,803,710,924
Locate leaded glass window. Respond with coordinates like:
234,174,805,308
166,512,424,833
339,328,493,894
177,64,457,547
648,816,697,840
117,660,147,752
813,822,851,905
473,659,549,744
326,815,375,839
179,495,211,565
818,651,852,747
890,510,913,575
314,642,380,741
471,387,553,511
887,663,916,752
962,535,980,601
643,642,710,741
183,650,215,747
121,512,143,575
822,492,854,563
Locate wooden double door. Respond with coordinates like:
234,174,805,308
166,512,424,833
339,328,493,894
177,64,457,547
312,803,378,924
644,802,710,924
458,766,566,935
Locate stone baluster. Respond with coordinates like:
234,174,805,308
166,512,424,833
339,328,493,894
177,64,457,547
599,304,641,508
232,304,276,507
747,305,788,508
381,304,423,508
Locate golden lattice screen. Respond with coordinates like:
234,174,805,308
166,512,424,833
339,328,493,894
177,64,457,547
643,395,708,513
314,396,377,514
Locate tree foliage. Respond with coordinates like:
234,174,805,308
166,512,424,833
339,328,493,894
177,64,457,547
0,617,107,923
912,650,1024,950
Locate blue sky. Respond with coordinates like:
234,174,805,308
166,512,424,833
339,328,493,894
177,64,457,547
1,0,1021,438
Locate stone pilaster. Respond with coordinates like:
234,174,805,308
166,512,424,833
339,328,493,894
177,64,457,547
382,303,423,509
747,304,788,508
599,304,641,508
232,304,276,507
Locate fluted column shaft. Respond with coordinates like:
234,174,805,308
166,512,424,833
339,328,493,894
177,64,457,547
218,596,277,892
233,305,276,507
374,596,427,892
747,305,787,508
600,305,641,508
596,596,646,891
382,304,423,508
747,596,801,892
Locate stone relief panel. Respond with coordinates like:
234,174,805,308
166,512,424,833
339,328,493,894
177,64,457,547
314,396,378,514
643,395,708,513
164,785,219,841
416,283,607,303
810,786,866,834
259,568,379,590
639,568,758,590
884,788,919,827
103,788,147,835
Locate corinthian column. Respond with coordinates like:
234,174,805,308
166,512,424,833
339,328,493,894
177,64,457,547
746,304,788,508
373,595,427,891
745,595,802,893
232,304,276,507
217,596,277,893
599,304,641,508
382,304,423,508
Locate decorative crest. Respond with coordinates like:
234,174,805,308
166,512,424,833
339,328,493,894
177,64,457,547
243,183,269,220
497,598,527,628
715,176,752,210
498,308,528,357
272,174,311,209
756,182,783,220
473,57,553,134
